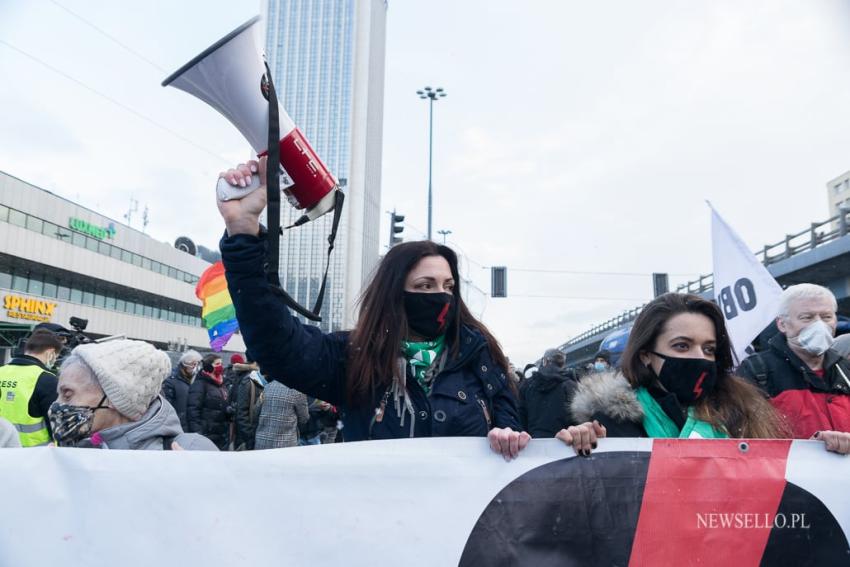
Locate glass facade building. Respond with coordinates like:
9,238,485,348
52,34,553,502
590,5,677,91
264,0,387,332
0,171,246,358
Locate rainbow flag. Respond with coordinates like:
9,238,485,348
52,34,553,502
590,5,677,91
195,261,239,351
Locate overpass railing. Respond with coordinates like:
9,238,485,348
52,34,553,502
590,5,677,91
562,208,850,349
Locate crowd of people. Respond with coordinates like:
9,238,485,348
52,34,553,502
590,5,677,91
0,158,848,459
0,334,343,451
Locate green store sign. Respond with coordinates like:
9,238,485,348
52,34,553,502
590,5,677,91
69,217,117,240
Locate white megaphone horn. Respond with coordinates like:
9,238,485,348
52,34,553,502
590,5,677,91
162,16,338,224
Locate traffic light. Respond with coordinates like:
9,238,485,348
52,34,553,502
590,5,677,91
652,273,669,298
491,266,507,298
389,210,405,247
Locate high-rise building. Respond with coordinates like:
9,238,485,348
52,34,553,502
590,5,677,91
263,0,387,332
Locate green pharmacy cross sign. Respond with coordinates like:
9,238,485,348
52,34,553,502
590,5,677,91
68,217,117,240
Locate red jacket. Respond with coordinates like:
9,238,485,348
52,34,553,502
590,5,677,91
738,335,850,438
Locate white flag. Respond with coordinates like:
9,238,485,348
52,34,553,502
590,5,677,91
709,202,783,363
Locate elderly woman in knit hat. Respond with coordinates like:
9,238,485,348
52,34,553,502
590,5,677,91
47,339,217,450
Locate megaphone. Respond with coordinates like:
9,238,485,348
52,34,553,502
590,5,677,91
163,16,344,323
162,16,338,223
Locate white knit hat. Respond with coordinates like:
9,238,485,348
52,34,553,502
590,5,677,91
73,340,172,420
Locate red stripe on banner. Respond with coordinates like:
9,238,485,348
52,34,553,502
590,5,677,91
629,439,792,567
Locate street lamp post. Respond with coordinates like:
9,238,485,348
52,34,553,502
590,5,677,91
416,86,447,240
437,229,452,245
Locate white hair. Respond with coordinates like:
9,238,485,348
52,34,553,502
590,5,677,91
59,353,101,391
179,349,202,366
777,284,837,320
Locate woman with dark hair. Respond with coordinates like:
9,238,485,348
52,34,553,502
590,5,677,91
215,158,527,459
559,293,850,454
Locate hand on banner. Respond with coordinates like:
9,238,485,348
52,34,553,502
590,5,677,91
813,430,850,454
217,158,267,236
555,420,607,456
487,427,531,461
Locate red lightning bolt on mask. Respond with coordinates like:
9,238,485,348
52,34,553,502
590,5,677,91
436,302,450,330
692,371,707,399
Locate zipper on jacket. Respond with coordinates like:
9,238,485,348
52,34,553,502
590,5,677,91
476,396,492,428
836,364,850,391
368,389,391,439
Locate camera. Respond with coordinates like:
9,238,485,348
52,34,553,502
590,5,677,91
69,317,88,332
63,316,93,352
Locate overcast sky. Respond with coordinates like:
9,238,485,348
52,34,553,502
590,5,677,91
2,0,850,364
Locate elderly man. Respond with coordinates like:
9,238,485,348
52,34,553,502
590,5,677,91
739,284,850,444
49,339,216,450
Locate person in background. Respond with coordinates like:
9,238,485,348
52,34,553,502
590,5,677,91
161,349,201,430
563,293,850,455
223,353,246,393
0,417,21,448
231,359,264,450
738,284,850,441
0,329,62,446
506,358,524,385
520,349,577,438
299,398,339,445
48,339,216,450
217,158,525,459
592,350,612,373
187,353,230,450
255,381,309,449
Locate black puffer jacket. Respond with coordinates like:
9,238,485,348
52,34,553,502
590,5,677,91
520,366,577,438
187,372,230,450
220,231,520,442
161,366,193,430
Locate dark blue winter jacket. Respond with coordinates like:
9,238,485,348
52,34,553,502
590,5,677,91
220,231,520,442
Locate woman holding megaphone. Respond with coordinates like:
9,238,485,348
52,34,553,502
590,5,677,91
217,157,530,459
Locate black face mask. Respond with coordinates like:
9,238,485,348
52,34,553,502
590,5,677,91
404,292,456,340
650,352,717,405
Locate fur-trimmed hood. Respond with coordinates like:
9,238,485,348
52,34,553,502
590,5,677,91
570,371,644,425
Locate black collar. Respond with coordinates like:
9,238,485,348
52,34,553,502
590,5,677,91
9,354,50,372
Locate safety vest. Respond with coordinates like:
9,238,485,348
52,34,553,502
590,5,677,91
0,362,52,447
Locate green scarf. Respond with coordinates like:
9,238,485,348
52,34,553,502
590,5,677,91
401,335,446,396
635,387,728,439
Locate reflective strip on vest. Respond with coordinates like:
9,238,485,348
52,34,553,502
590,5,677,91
14,421,46,434
0,362,53,447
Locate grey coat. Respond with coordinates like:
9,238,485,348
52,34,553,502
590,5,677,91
78,395,218,451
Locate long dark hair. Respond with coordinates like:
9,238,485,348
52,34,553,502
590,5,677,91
621,293,789,438
347,241,508,406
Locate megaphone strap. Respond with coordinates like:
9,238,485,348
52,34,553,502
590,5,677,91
310,190,345,320
263,62,344,323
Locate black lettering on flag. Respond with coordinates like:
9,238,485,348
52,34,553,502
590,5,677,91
719,278,758,321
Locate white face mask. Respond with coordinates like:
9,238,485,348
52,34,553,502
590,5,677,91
45,351,57,368
793,320,835,356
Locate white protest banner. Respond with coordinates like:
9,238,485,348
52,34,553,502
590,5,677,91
709,202,784,362
0,438,847,567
